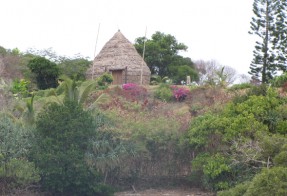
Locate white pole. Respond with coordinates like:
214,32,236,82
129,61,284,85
140,26,147,85
92,23,101,80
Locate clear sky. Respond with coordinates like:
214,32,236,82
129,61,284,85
0,0,254,75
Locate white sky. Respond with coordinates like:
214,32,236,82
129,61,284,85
0,0,254,75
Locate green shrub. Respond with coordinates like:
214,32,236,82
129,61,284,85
229,83,253,91
34,101,111,195
0,114,37,191
258,134,287,162
218,181,250,196
245,167,287,196
274,151,287,167
247,84,269,96
0,158,40,188
154,84,173,101
58,57,91,81
232,84,269,104
97,72,113,88
11,79,30,99
27,56,60,90
271,72,287,87
191,153,232,191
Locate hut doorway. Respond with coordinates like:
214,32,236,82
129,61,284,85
111,70,123,85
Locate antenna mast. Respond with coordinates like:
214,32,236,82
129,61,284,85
140,26,147,85
92,23,101,80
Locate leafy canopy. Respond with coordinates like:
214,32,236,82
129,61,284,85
34,101,102,195
27,56,60,89
134,31,198,83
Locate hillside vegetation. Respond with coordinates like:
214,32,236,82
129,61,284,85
1,46,287,196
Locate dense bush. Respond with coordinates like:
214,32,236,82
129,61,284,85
0,114,39,192
155,84,190,102
171,85,190,101
0,158,40,189
33,101,112,195
192,153,232,191
271,72,287,88
154,84,173,101
187,86,287,192
27,57,60,90
217,181,250,196
11,79,30,99
96,72,113,88
58,57,91,81
228,83,253,91
245,167,287,195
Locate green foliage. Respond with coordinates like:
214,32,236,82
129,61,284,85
228,83,253,91
192,153,232,191
86,130,139,185
11,79,30,99
168,63,198,84
257,134,287,165
203,154,231,179
154,84,173,101
11,48,20,56
0,114,33,164
96,72,113,88
249,0,287,83
59,57,91,81
34,101,107,195
188,111,266,150
0,114,38,191
225,89,282,134
0,45,7,56
0,159,40,188
274,151,287,167
271,72,287,87
188,113,225,150
59,76,97,105
245,167,287,196
218,181,250,196
134,31,198,81
150,75,170,85
247,84,269,96
27,56,60,89
187,86,287,192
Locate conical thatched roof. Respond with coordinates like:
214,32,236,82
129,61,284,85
86,30,151,85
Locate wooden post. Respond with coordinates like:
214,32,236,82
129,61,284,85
125,66,128,84
140,26,147,85
92,23,101,80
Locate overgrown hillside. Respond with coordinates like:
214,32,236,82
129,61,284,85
1,45,287,195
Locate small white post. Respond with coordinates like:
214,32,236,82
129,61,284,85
186,76,191,85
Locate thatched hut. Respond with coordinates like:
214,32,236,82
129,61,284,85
86,30,151,85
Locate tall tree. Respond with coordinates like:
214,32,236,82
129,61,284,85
134,31,198,83
273,0,287,71
249,0,287,83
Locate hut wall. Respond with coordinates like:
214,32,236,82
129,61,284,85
126,74,150,85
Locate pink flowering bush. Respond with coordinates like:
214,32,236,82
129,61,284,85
122,83,137,90
171,85,190,101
